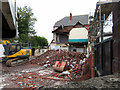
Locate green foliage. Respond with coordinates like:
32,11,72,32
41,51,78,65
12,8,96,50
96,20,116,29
29,36,48,48
17,6,48,48
17,6,37,43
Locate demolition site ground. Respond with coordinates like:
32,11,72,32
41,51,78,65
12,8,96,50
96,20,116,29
0,50,120,89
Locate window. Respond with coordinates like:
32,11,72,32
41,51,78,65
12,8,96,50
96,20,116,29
16,45,21,51
10,45,16,52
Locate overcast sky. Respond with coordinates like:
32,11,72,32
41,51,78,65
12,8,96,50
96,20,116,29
17,0,100,43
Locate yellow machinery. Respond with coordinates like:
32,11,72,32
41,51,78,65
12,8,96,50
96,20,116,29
1,40,32,66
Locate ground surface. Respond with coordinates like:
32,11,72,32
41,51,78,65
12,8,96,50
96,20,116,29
1,62,120,89
50,73,120,89
0,50,120,89
1,62,68,89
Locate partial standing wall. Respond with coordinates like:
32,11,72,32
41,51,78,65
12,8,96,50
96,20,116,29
112,1,120,73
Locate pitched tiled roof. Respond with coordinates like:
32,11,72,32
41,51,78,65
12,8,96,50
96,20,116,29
54,15,89,27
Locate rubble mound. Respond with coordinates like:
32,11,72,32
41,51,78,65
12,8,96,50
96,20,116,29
1,50,91,89
30,50,86,67
51,73,120,89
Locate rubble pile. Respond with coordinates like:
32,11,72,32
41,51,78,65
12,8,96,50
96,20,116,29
30,50,91,80
2,50,91,89
30,50,87,68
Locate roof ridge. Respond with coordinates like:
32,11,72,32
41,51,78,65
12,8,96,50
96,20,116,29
65,14,89,17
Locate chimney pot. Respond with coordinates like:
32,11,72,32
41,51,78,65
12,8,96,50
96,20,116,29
70,13,72,20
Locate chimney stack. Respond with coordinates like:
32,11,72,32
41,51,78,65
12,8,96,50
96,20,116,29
70,13,72,20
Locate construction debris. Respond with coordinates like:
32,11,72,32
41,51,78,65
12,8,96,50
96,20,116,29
53,61,69,72
29,50,91,81
1,50,91,89
30,50,87,68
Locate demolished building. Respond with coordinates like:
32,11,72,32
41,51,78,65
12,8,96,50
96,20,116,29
89,0,120,77
50,13,89,53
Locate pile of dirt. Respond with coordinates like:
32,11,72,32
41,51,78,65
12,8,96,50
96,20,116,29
49,73,120,89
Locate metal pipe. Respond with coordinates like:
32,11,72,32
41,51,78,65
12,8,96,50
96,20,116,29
99,0,103,42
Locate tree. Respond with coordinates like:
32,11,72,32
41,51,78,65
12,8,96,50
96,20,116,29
17,6,48,48
17,6,37,43
29,36,48,48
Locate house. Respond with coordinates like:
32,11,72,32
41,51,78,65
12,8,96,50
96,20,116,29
51,13,89,52
0,0,18,39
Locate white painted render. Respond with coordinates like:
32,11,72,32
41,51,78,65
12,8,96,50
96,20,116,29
69,27,88,39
